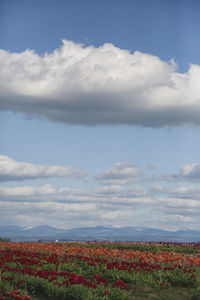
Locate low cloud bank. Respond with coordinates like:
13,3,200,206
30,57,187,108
0,182,199,230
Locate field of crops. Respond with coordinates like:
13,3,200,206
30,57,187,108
0,241,200,299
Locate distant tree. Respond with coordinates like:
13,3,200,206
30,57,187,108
0,237,10,242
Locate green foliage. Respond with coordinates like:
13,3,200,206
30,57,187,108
67,241,199,254
58,262,83,274
0,237,10,242
1,241,200,300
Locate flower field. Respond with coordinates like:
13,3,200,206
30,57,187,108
0,241,200,299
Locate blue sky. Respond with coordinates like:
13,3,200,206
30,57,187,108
1,0,200,230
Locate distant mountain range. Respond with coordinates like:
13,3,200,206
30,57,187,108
0,225,199,242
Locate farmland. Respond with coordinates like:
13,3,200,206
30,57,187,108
0,241,200,299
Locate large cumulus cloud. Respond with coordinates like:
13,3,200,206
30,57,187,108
1,40,200,127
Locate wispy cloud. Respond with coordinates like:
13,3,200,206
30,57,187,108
0,183,154,228
1,158,200,230
155,162,200,182
0,155,87,181
95,162,142,185
0,184,149,205
1,40,200,127
0,183,200,230
168,186,200,200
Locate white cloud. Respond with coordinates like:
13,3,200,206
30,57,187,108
180,163,200,179
93,185,125,194
169,186,200,200
1,40,200,127
147,163,156,169
0,183,149,205
149,184,167,194
1,181,200,230
149,183,200,203
95,162,142,185
155,162,200,182
0,155,87,181
0,183,153,229
0,184,56,198
163,197,200,209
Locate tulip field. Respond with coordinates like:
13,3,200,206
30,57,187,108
0,241,200,299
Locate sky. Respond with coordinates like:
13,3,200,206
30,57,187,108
0,0,200,231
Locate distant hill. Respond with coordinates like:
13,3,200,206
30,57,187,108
0,225,199,242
